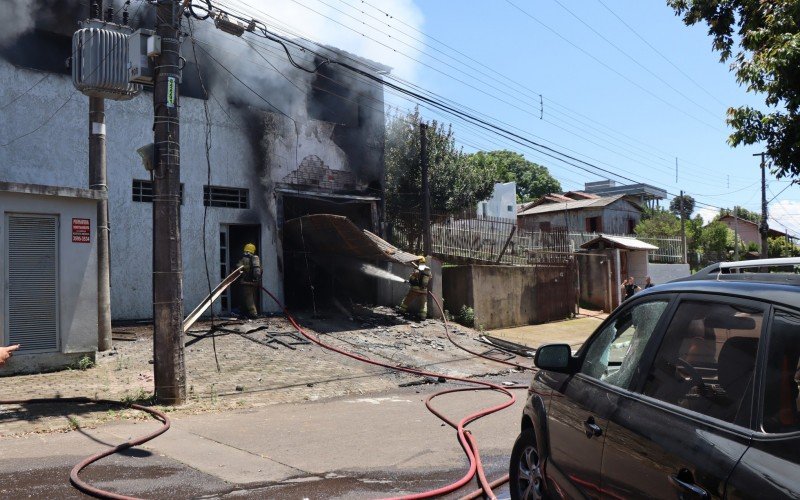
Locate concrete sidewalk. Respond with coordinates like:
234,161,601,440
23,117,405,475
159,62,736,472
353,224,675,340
0,382,528,498
488,314,605,350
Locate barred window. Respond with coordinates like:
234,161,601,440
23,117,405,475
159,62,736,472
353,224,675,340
204,185,248,209
132,179,183,204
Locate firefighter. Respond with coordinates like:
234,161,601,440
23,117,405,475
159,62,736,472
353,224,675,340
399,256,432,320
237,243,262,318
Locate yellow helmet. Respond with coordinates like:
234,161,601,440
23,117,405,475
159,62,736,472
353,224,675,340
244,243,256,254
417,256,426,264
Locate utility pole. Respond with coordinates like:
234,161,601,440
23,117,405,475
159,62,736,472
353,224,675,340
90,95,112,352
152,0,185,404
86,1,112,352
680,190,687,264
733,206,740,260
754,152,769,258
420,122,431,256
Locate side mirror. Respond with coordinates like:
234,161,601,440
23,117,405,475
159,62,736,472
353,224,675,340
534,343,575,373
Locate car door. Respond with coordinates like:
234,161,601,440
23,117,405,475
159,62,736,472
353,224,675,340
726,308,800,499
600,295,765,499
543,296,673,498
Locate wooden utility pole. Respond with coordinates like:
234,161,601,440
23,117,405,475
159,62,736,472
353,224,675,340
152,0,185,404
754,152,769,258
680,190,687,264
420,122,431,256
733,206,740,260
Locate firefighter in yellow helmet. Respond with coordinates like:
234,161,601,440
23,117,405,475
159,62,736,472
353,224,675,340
398,256,432,320
237,243,262,318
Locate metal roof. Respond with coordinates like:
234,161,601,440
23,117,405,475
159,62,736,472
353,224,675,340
518,194,629,216
283,214,420,265
580,234,658,250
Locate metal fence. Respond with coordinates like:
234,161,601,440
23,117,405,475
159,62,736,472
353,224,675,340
387,212,684,265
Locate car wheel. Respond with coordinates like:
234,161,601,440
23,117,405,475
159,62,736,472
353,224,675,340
509,428,546,500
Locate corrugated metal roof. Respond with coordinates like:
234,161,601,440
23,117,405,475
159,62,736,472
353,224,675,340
518,194,627,216
283,214,420,265
580,234,658,250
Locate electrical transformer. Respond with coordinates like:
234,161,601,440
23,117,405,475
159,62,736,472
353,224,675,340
72,20,142,100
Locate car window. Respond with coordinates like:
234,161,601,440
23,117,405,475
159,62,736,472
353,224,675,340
763,310,800,433
641,300,763,426
581,300,669,389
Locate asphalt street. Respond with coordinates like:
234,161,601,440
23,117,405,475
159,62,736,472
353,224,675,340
0,376,529,499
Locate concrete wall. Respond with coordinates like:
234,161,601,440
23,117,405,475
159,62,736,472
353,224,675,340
0,189,98,374
478,182,517,220
627,250,649,286
0,53,384,320
442,265,573,329
647,263,690,285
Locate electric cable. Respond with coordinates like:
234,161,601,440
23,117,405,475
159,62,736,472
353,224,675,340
188,16,222,373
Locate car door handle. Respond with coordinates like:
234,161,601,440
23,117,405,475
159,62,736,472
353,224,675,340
583,416,602,438
669,469,709,500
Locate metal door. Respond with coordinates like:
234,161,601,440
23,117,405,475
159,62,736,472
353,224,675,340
6,214,59,352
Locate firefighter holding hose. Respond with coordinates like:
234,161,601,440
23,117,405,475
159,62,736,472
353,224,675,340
238,243,262,319
399,256,432,321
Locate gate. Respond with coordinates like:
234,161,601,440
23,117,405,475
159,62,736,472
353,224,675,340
532,257,579,323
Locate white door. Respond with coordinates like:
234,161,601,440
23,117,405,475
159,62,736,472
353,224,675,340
6,214,59,352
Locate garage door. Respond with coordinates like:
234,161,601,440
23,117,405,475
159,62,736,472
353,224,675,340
6,215,59,352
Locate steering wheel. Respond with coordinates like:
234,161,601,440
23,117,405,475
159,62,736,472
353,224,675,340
676,358,708,397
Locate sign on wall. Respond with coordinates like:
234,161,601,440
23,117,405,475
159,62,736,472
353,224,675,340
72,218,91,243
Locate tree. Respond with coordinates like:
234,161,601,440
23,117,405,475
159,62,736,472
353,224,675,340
668,1,800,179
634,208,681,239
700,221,734,256
768,236,800,258
465,150,561,202
384,108,496,216
384,109,497,251
669,194,695,219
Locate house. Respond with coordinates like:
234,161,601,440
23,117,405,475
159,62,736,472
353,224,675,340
477,182,517,220
517,192,643,235
583,180,667,209
0,4,389,334
716,215,795,251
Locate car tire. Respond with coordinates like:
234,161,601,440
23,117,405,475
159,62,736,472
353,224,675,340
509,428,547,500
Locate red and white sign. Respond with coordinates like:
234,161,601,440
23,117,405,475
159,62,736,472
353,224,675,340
72,218,91,243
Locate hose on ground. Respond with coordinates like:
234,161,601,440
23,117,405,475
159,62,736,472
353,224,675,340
0,397,170,500
262,285,523,500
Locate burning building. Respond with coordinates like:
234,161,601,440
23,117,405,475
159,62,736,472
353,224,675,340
0,2,390,320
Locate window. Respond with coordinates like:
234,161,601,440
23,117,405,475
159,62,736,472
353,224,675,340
581,300,670,389
132,179,183,204
585,216,602,233
507,204,514,212
204,185,249,209
641,300,763,426
763,310,800,433
539,222,551,232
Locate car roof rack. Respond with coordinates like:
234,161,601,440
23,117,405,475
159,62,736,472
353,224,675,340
675,257,800,285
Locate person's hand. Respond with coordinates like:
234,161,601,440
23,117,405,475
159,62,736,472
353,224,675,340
0,344,20,365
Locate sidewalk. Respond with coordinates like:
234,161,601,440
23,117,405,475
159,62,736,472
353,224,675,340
0,307,514,436
488,311,606,350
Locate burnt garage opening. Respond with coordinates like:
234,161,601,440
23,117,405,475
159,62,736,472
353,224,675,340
280,193,381,309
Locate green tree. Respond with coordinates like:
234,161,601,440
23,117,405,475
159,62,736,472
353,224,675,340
700,221,734,256
384,109,496,215
668,0,800,179
465,150,561,202
634,208,681,239
768,236,800,258
669,194,695,219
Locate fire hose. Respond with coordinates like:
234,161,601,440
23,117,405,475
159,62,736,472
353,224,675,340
1,285,533,499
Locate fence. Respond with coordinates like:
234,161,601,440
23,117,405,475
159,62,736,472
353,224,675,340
388,211,684,265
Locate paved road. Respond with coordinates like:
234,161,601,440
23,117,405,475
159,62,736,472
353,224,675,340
0,377,529,499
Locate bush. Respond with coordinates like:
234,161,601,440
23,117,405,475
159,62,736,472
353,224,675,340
455,305,475,327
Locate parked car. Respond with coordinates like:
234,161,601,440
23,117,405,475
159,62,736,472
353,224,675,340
509,258,800,499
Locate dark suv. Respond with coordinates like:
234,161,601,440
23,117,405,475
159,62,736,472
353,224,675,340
510,259,800,499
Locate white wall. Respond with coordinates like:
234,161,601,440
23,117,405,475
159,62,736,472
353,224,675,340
647,263,691,285
478,182,517,220
627,250,649,287
0,190,98,371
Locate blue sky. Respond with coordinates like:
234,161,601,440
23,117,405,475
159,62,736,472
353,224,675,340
231,0,799,236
